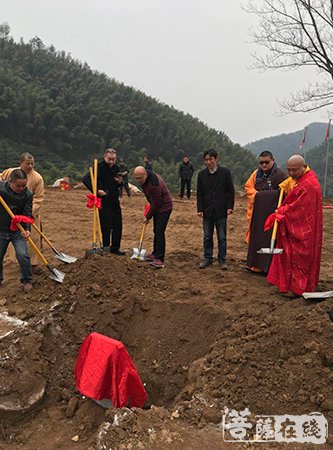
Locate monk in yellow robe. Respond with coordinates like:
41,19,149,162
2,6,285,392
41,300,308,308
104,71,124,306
244,151,287,273
1,153,44,267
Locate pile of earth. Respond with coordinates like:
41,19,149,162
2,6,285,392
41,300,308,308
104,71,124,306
0,188,333,449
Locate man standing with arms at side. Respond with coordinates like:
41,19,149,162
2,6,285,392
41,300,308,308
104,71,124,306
0,169,33,292
133,166,172,269
265,155,322,297
1,152,44,269
82,149,125,255
178,155,194,200
197,148,235,270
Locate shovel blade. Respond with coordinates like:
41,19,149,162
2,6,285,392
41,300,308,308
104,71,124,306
131,248,146,260
54,252,77,264
85,247,104,258
257,248,283,255
48,266,65,283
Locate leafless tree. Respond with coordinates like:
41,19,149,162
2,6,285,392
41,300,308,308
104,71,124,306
246,0,333,112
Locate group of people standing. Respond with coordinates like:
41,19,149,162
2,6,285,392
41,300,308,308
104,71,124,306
0,146,325,298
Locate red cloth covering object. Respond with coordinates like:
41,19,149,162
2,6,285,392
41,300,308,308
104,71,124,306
86,194,102,209
267,170,323,295
74,332,148,408
10,215,34,231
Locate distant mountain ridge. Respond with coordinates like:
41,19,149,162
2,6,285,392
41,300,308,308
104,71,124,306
245,122,328,165
0,29,256,189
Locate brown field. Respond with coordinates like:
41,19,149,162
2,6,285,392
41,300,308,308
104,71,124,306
0,188,332,450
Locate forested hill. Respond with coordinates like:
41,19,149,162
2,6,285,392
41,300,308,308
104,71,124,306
245,122,327,166
0,28,256,189
306,139,333,198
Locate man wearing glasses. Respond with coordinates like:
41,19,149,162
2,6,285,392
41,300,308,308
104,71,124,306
244,151,287,273
82,149,125,255
197,148,235,270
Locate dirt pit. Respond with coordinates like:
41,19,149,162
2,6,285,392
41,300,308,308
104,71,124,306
0,189,332,449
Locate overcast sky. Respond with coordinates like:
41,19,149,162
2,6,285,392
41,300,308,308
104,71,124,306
1,0,329,145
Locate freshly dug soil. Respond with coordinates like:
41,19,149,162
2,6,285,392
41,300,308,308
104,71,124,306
0,188,332,450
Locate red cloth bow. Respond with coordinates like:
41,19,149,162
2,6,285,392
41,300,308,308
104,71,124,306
143,204,150,217
10,215,34,231
264,213,284,231
86,194,102,209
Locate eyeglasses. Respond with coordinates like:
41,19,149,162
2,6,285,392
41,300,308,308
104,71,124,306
259,160,272,165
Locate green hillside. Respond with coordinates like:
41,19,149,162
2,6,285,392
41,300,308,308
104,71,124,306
0,27,256,190
245,122,327,166
305,139,333,198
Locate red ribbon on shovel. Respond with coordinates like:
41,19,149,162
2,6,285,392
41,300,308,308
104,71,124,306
264,213,284,231
10,215,34,231
86,194,102,209
143,204,150,217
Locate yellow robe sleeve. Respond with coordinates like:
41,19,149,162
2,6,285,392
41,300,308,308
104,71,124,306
244,170,258,243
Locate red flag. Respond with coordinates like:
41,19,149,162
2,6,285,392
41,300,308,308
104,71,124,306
298,126,308,153
324,119,331,144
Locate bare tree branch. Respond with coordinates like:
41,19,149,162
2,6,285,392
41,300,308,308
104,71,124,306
245,0,333,111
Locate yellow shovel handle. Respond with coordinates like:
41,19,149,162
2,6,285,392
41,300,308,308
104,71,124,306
271,189,284,241
0,195,48,266
89,167,97,245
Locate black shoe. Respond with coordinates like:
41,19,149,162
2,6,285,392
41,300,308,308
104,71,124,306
219,260,227,271
110,249,126,256
199,260,212,269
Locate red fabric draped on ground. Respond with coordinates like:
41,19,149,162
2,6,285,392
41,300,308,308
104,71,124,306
74,332,148,408
266,170,323,295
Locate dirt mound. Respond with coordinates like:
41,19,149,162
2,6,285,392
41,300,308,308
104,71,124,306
0,189,332,449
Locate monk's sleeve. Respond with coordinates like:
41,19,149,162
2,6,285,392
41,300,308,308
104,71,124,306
244,171,257,205
277,188,313,240
32,176,45,216
0,168,11,181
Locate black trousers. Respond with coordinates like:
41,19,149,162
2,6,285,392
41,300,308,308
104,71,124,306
180,178,191,199
153,212,171,262
120,183,131,197
99,206,122,250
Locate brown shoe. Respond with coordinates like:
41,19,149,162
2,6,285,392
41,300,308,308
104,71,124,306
23,282,33,293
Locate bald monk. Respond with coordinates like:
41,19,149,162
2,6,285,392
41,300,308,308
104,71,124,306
1,153,44,267
133,167,172,269
244,151,287,273
265,155,322,297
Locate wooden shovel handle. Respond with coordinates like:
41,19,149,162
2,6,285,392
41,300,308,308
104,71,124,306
271,189,284,241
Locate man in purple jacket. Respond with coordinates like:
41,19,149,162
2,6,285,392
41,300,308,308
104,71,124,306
133,167,173,268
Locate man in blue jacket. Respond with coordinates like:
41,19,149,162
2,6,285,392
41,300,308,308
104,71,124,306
197,148,235,270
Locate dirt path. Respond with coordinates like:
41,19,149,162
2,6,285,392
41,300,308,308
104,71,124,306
0,188,332,449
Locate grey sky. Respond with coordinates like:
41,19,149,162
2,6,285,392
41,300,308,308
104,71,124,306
1,0,329,145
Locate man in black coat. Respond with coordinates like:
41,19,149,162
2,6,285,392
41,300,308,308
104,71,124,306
82,149,125,255
197,148,235,270
178,156,194,199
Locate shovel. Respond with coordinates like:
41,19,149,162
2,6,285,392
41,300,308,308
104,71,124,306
31,223,77,264
0,196,65,283
257,188,284,255
131,204,150,260
85,161,104,257
131,222,147,260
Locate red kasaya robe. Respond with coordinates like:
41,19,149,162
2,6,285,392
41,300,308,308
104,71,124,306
266,170,323,295
74,332,148,408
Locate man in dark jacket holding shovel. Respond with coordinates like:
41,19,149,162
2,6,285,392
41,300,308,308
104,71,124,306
0,169,33,292
133,167,172,268
82,149,125,255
